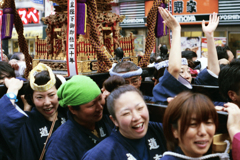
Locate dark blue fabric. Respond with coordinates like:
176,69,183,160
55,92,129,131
120,132,149,160
82,121,167,160
152,68,218,104
16,77,26,81
143,95,154,102
45,112,114,160
0,95,67,160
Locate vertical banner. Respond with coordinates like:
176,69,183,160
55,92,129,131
168,0,172,47
67,0,78,76
0,12,2,61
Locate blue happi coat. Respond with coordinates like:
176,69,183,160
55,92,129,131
0,95,67,160
153,68,218,104
82,121,167,160
45,111,114,160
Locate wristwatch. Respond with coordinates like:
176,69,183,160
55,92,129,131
6,92,18,102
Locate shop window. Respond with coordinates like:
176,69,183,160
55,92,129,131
13,40,19,53
229,32,240,58
9,39,35,56
214,31,227,37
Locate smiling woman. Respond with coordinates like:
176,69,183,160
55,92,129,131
82,85,167,160
0,63,67,160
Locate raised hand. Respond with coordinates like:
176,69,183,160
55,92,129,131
4,77,23,91
202,12,219,37
158,7,180,31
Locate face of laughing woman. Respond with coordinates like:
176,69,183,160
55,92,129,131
33,86,59,121
111,91,149,139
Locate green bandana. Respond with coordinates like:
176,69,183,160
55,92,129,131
57,75,101,107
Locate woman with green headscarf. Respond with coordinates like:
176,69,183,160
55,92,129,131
45,75,114,160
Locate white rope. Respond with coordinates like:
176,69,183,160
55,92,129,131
163,140,230,160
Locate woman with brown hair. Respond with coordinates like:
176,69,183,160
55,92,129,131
162,91,229,160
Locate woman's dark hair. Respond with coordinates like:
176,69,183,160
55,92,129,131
107,85,143,120
103,75,125,92
0,61,15,78
24,71,62,107
163,91,218,151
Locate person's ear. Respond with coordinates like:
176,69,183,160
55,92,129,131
68,105,77,115
110,115,119,127
172,127,179,139
228,90,237,102
139,76,142,81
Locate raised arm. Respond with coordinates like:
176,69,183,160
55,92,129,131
158,7,181,79
4,78,23,105
202,12,220,75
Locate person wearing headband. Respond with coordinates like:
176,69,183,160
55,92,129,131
0,63,67,160
152,8,220,104
109,61,142,89
45,75,114,160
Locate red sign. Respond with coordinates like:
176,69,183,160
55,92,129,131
18,8,40,24
0,8,39,24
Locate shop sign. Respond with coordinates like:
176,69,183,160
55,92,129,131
122,18,146,24
17,8,40,25
0,8,39,25
45,0,55,17
171,0,218,25
218,0,240,25
119,2,146,28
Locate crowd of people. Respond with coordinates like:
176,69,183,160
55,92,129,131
0,7,240,160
